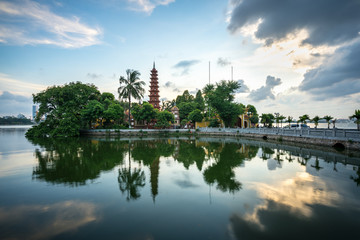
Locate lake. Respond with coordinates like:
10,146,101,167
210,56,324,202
0,127,359,240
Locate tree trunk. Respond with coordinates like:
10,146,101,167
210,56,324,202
128,95,131,128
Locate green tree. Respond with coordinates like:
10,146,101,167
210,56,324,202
194,90,205,111
323,115,333,129
286,116,293,127
188,109,203,125
299,114,310,124
103,102,124,127
260,113,274,127
81,100,105,128
178,102,197,121
279,115,286,128
118,69,145,128
132,102,157,128
349,109,360,130
155,110,174,129
176,90,194,105
203,80,241,127
311,116,321,129
26,82,101,138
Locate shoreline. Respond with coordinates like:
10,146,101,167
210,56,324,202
80,128,360,151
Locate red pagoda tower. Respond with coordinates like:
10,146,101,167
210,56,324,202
148,62,160,110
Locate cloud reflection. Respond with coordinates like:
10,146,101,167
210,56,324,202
0,201,98,240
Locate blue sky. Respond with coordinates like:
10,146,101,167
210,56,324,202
0,0,359,119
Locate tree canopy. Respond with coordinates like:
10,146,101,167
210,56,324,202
203,80,241,127
26,82,101,138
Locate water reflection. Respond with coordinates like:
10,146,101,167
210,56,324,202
0,201,97,240
28,137,127,186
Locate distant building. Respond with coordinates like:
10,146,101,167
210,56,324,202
32,105,37,120
171,105,180,127
17,113,26,119
148,62,160,110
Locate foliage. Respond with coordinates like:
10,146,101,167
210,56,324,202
188,109,203,124
311,116,321,128
0,116,33,125
178,102,197,121
209,118,220,127
194,90,205,111
161,100,175,111
132,102,157,127
175,90,194,105
349,109,360,130
249,115,259,125
323,115,333,129
118,69,145,128
286,116,293,126
81,100,104,128
26,82,101,138
155,110,174,129
203,80,241,127
260,113,274,127
299,114,310,124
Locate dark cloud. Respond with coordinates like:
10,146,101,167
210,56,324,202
228,0,360,47
0,91,32,116
87,73,102,79
164,81,175,88
299,41,360,100
173,88,181,93
235,79,250,93
0,91,30,102
173,60,200,75
230,200,360,239
217,57,231,67
248,76,282,101
189,88,200,95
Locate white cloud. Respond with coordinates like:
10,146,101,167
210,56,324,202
0,0,102,48
127,0,175,14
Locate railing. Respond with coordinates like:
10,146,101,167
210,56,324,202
197,127,360,141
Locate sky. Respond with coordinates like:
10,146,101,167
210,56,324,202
0,0,359,119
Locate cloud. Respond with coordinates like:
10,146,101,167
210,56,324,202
173,60,200,75
299,40,360,100
227,0,360,47
126,0,175,14
217,57,231,67
163,81,175,88
0,91,33,116
87,73,102,79
235,79,250,93
248,76,282,101
0,0,102,48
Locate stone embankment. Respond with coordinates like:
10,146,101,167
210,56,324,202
80,127,360,150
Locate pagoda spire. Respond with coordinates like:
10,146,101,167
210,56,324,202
148,63,160,110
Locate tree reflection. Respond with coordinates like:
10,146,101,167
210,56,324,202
203,143,244,194
131,140,175,202
350,166,360,186
29,137,127,186
118,142,146,201
175,141,206,170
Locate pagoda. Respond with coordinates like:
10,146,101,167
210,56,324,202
148,62,160,110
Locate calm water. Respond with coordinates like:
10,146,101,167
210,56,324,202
0,127,359,240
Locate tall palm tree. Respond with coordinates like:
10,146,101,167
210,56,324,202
299,114,310,125
311,116,320,129
286,116,293,128
323,115,333,129
349,109,360,130
279,115,286,128
118,69,145,128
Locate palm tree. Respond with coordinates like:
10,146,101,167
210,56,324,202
311,116,320,129
299,114,310,125
323,115,333,129
349,109,360,130
118,69,145,128
286,116,293,128
279,115,286,128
